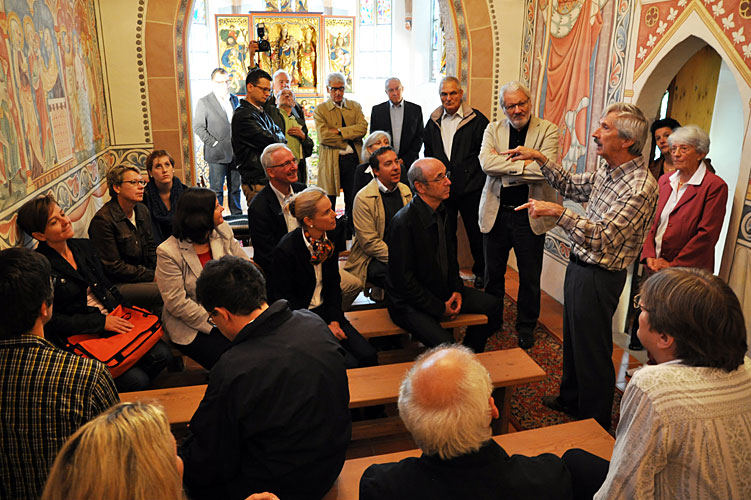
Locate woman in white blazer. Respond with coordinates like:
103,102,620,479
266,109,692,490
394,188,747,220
156,188,250,368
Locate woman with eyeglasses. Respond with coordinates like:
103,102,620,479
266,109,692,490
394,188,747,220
271,186,377,368
17,195,171,391
88,165,162,311
142,150,187,245
156,188,250,369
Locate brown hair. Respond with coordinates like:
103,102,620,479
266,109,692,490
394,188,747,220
640,267,747,372
145,149,174,174
17,193,56,237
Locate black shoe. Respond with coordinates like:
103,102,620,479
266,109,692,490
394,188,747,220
474,275,485,289
518,331,534,349
542,395,577,417
628,341,645,351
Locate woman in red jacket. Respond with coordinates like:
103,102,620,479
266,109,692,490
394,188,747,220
641,125,728,273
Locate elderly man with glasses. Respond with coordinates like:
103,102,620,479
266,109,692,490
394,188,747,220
385,158,502,353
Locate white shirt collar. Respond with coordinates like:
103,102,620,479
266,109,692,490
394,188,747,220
668,161,706,190
376,178,397,193
442,107,464,121
389,100,403,109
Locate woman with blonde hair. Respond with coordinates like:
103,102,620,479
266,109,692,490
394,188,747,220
42,402,184,500
270,186,377,368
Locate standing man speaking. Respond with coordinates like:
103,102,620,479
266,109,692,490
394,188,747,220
506,103,658,430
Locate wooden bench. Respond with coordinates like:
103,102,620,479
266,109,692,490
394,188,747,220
122,348,544,434
344,308,487,339
323,419,615,500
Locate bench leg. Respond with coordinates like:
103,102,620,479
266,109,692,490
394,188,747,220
491,387,512,435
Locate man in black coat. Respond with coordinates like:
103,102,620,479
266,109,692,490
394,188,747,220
181,256,351,500
423,77,489,288
370,77,423,180
385,158,501,353
359,345,573,500
248,143,305,285
193,68,242,215
231,68,286,205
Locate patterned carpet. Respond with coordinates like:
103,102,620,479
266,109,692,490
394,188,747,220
483,295,623,435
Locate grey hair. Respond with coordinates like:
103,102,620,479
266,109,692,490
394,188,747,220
326,72,346,87
275,87,295,103
361,131,392,163
438,76,462,91
384,77,402,90
398,345,493,460
285,186,327,222
667,125,710,154
499,81,532,108
272,69,290,82
260,143,292,174
407,161,429,190
602,103,649,156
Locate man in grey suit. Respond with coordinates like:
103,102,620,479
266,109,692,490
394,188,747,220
478,81,558,349
193,68,242,215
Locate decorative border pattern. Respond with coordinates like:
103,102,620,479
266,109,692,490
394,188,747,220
450,0,468,85
137,0,150,143
488,0,502,121
520,0,536,88
606,0,634,106
544,231,572,266
176,0,192,184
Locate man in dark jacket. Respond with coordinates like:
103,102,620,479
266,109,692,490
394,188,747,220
248,143,305,285
360,345,573,500
193,68,242,215
385,158,501,353
370,77,423,181
181,255,351,500
231,68,286,205
423,77,489,288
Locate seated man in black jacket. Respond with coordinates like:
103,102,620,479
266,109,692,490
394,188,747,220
359,345,573,500
385,158,501,353
231,68,286,205
181,255,351,500
248,143,306,285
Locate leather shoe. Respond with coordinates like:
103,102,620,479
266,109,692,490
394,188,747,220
518,331,534,349
542,395,576,417
474,275,485,289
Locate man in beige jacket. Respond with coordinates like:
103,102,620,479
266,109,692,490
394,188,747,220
478,81,558,349
314,72,368,231
345,146,412,299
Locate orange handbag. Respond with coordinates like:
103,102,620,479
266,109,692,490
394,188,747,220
66,305,164,378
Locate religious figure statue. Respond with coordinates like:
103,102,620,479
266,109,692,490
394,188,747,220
298,27,316,88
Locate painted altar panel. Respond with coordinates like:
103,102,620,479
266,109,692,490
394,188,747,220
323,16,355,93
216,15,251,96
249,12,322,96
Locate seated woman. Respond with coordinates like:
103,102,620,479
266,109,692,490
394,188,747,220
352,130,392,197
42,402,185,500
142,149,187,245
156,188,250,369
271,187,377,368
563,268,751,500
17,195,171,392
88,165,161,311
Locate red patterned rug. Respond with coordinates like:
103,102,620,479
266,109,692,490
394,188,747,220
483,295,623,435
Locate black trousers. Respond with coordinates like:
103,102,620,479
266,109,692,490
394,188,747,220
444,189,484,276
558,260,626,430
366,259,388,289
339,153,359,233
561,448,610,500
387,285,502,353
311,306,377,368
483,208,545,334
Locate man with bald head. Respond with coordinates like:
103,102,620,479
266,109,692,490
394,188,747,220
359,345,573,500
385,158,501,353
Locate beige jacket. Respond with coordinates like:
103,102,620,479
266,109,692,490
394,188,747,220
344,179,412,285
478,115,559,235
314,98,368,195
156,221,249,345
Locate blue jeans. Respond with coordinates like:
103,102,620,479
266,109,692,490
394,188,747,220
208,162,242,215
114,340,172,392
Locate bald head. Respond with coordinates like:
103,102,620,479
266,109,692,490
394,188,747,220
398,345,496,459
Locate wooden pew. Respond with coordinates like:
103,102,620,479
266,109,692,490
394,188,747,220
344,308,487,339
323,419,614,500
121,348,544,434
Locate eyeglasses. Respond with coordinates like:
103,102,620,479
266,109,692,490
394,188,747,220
269,159,297,169
121,180,147,187
504,99,530,112
632,294,649,312
328,86,345,92
207,309,219,328
253,85,272,94
669,145,693,155
423,171,451,183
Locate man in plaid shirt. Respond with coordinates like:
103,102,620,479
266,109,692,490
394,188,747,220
0,248,119,499
505,103,658,430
